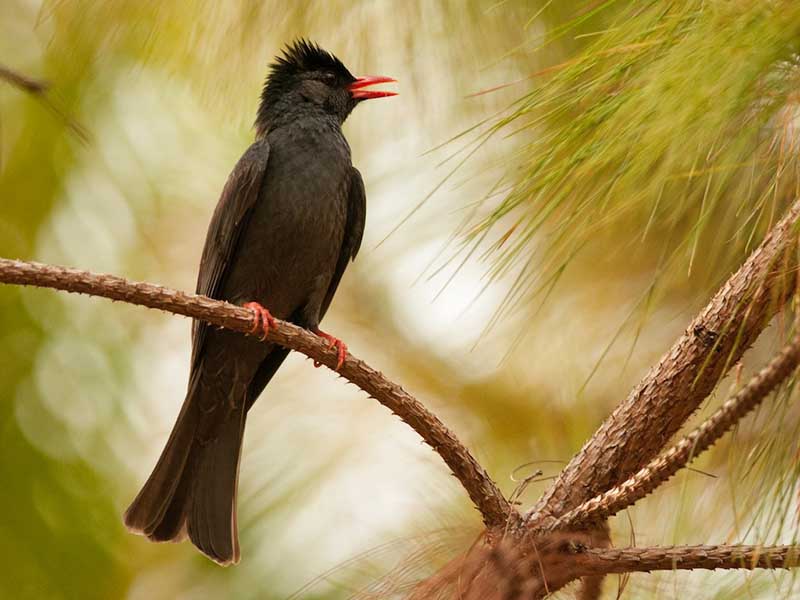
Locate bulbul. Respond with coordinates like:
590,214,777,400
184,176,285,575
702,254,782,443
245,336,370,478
124,40,396,565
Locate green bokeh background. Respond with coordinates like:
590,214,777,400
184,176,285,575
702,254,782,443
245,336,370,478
2,2,800,598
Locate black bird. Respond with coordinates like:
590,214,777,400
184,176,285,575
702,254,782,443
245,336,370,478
124,40,396,565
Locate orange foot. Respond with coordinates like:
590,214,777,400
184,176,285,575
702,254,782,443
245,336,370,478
311,328,348,371
244,302,276,341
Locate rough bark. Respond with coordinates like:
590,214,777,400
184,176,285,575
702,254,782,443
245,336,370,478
551,334,800,531
408,538,800,599
571,544,800,576
531,543,800,598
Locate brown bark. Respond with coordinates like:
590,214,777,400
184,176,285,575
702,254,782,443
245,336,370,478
532,543,800,598
0,258,514,529
571,544,800,576
526,198,800,528
408,537,800,599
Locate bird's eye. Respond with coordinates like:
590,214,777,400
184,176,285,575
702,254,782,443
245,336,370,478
321,72,336,84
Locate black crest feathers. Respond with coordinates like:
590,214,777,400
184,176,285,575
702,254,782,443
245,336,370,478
256,39,355,134
270,39,354,82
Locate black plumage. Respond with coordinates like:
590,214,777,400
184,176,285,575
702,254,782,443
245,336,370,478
124,40,394,565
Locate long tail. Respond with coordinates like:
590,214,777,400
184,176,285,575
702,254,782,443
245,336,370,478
123,389,246,566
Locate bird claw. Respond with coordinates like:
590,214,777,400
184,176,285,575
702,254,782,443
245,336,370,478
244,302,276,341
312,328,348,370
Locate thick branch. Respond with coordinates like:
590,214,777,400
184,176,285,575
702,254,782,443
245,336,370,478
527,198,800,527
552,335,800,530
0,258,514,528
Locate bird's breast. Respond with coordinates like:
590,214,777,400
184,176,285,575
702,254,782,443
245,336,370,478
222,126,351,316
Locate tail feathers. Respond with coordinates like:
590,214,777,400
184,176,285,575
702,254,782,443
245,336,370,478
124,398,246,566
187,412,246,565
123,398,197,538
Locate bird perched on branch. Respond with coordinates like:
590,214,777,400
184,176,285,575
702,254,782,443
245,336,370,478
124,39,396,565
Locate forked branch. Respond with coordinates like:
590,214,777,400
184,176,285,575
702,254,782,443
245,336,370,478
552,334,800,530
0,258,514,528
527,198,800,527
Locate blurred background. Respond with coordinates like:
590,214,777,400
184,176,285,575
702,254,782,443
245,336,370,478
3,1,800,598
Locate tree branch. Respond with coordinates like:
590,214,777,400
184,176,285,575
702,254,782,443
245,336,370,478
408,537,800,599
535,543,800,599
0,258,514,528
528,543,800,597
572,544,800,577
551,334,800,530
526,198,800,528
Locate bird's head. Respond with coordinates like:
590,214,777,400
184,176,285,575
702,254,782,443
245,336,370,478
256,39,396,136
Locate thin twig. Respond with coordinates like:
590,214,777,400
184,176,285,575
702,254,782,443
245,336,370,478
0,65,49,93
0,64,89,142
0,257,514,528
550,335,800,530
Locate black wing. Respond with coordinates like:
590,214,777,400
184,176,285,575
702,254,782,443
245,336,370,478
191,138,270,370
319,167,366,319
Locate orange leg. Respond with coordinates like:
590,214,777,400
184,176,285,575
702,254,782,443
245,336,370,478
244,302,276,341
311,328,348,371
